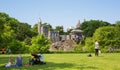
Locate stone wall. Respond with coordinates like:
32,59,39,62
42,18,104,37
48,31,59,43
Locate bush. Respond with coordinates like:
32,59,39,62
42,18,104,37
29,34,51,53
8,40,28,53
84,37,94,52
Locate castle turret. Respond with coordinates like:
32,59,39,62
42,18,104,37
76,20,81,28
38,18,42,35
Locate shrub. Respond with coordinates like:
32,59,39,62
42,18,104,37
8,40,27,53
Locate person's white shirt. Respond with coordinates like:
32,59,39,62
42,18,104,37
95,41,99,49
5,62,11,67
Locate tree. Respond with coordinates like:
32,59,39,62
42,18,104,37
42,23,53,31
8,40,28,53
0,12,17,48
115,21,120,25
80,20,110,37
0,17,5,44
29,34,51,53
0,12,32,51
31,24,38,36
55,26,64,35
84,37,94,52
1,24,15,47
0,12,10,39
93,26,120,51
16,23,32,41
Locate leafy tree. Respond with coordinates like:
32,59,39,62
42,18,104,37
16,23,32,41
84,37,94,52
93,26,120,51
66,27,74,35
42,23,53,31
0,12,32,51
80,20,110,37
24,37,32,45
0,12,10,40
0,18,5,44
55,26,64,35
0,12,17,48
1,24,15,47
30,34,51,53
115,21,120,25
8,40,27,53
31,24,38,36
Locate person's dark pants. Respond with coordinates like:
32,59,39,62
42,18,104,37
95,49,99,56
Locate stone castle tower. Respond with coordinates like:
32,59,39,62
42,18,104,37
76,20,81,28
37,18,59,43
38,18,49,37
38,18,42,35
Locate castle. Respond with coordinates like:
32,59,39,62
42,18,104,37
38,19,84,51
38,18,60,43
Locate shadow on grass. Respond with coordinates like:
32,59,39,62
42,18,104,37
0,62,98,70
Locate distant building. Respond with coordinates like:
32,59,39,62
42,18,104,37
70,29,84,44
38,18,42,35
76,20,81,28
48,31,60,43
38,19,84,43
38,18,59,43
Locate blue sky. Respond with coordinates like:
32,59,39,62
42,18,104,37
0,0,120,31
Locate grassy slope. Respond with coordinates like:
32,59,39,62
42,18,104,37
0,53,120,70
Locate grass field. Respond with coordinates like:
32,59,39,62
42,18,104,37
0,53,120,70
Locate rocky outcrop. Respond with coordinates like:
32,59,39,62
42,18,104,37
49,40,76,51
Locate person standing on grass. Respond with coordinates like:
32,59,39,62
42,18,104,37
95,40,99,56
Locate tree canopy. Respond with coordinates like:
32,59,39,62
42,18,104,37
80,20,110,37
93,25,120,50
0,12,33,51
29,34,51,53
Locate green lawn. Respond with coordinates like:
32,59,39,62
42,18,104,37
0,53,120,70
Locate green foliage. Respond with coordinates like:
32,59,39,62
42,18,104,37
93,26,120,52
31,24,38,36
0,12,10,46
73,40,85,52
42,23,53,31
80,20,110,37
84,37,94,52
8,40,28,53
0,12,33,50
0,24,16,47
16,23,32,41
0,12,9,20
55,26,64,35
73,38,94,53
24,37,32,45
30,34,51,53
66,28,73,35
74,45,84,53
0,12,33,52
0,18,5,34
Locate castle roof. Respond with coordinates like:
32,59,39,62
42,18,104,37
71,29,83,33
